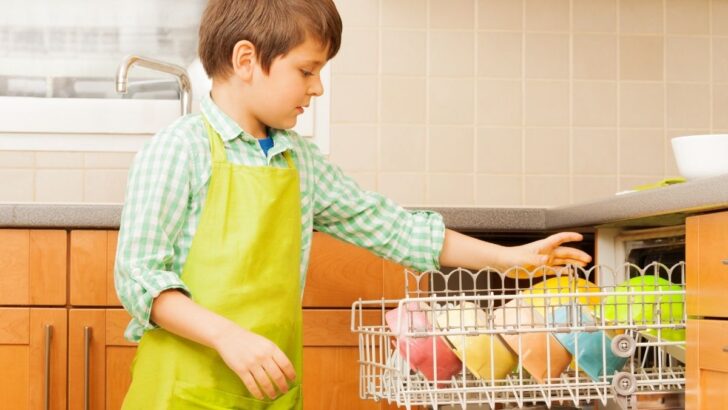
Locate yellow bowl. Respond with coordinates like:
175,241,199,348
524,277,601,316
435,302,517,380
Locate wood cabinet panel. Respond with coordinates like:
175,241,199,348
69,309,136,410
0,308,67,410
29,309,68,410
686,211,728,318
303,232,384,308
69,309,105,410
696,319,728,373
383,259,426,302
698,369,728,410
0,307,29,343
29,230,67,305
303,309,382,347
70,230,121,306
303,346,381,410
0,230,66,305
0,345,30,408
0,230,29,304
106,346,136,410
686,319,728,409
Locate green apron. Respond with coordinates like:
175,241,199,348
122,117,303,409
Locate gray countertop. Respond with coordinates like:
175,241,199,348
2,174,728,231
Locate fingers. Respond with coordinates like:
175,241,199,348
248,348,296,400
250,365,278,399
241,371,265,400
272,348,297,382
545,232,584,247
552,246,592,265
262,359,290,395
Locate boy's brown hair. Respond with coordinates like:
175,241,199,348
199,0,342,79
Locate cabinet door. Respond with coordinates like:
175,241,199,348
0,308,67,410
303,309,412,410
383,259,427,301
686,319,728,409
0,230,66,305
686,211,728,318
303,233,384,307
69,309,137,410
70,230,122,306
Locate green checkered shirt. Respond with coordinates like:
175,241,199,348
115,95,445,342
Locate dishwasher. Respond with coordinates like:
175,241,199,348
351,248,686,410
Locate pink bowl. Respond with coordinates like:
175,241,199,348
385,302,462,383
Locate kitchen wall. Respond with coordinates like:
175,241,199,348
1,0,727,207
328,0,728,207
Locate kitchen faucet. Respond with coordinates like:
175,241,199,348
115,55,192,116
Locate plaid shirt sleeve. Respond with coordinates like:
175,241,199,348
307,141,445,272
114,128,192,340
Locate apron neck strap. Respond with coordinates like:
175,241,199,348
282,150,295,169
202,115,228,163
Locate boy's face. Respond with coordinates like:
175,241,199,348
250,36,328,131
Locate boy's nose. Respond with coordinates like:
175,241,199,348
308,78,324,97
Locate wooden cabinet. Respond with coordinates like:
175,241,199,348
686,319,728,410
302,232,419,409
0,308,67,410
70,230,121,307
686,211,728,319
1,228,415,409
68,309,136,410
303,232,419,307
303,310,403,410
0,230,66,305
686,210,728,409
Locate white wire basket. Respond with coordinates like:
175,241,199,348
351,262,686,410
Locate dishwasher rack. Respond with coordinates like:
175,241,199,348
351,262,686,409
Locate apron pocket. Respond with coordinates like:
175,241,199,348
170,380,300,410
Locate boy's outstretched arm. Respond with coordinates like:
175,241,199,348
438,229,592,274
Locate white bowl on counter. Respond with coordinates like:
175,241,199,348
671,134,728,179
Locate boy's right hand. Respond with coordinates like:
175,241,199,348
213,322,296,400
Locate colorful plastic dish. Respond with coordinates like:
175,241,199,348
597,275,685,341
524,277,601,316
492,299,572,383
550,305,628,381
385,302,462,383
434,302,517,380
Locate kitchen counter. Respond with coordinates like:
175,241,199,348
2,173,728,231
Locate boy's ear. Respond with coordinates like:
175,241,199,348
231,40,257,81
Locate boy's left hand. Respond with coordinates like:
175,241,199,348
498,232,592,276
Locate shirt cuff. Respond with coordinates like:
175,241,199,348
409,210,446,272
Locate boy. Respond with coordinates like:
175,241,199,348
115,0,592,408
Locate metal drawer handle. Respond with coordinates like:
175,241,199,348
722,259,728,265
44,325,52,410
723,346,728,353
84,326,92,410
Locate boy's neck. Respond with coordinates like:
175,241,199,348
210,82,268,139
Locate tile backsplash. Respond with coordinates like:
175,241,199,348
329,0,728,207
2,0,728,207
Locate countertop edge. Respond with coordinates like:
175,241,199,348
2,174,728,230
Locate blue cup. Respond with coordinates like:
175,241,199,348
550,306,628,381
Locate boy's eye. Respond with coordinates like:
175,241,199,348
301,69,314,77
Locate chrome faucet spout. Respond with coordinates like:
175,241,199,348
115,55,192,115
